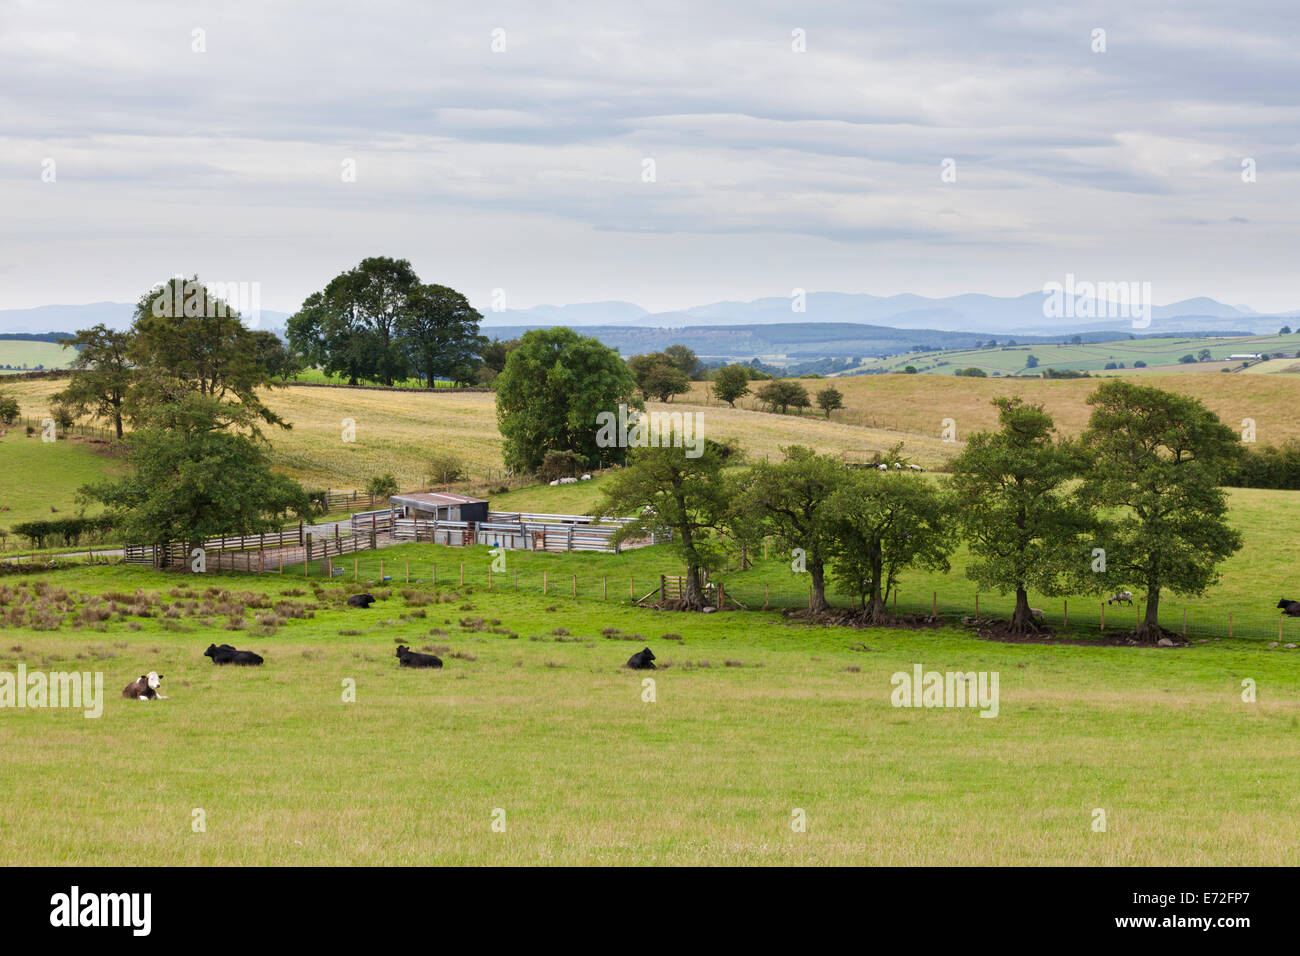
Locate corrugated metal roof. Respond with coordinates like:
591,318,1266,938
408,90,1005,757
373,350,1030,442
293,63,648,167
391,492,488,506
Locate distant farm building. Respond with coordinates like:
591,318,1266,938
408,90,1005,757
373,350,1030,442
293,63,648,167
1229,353,1262,361
390,491,489,524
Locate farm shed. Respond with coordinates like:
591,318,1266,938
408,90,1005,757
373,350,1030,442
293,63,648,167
390,491,489,523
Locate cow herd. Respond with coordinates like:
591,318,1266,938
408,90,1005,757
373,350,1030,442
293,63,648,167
122,591,659,702
115,588,1300,705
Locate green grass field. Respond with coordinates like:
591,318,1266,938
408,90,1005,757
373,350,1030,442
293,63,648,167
0,434,122,538
286,368,462,388
0,339,74,374
1,555,1297,865
841,332,1300,378
4,362,1300,865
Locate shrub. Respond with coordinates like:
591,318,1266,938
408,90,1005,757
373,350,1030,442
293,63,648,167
428,452,465,485
365,473,399,499
538,450,581,482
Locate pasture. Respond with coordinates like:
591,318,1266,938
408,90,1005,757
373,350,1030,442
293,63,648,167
842,332,1300,378
3,366,1300,866
0,339,73,374
8,371,1300,501
0,433,122,534
1,559,1298,866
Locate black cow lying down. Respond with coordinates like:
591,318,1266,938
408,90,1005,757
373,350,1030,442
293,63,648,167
1278,599,1300,617
395,645,442,668
204,643,264,666
347,593,376,608
626,647,656,670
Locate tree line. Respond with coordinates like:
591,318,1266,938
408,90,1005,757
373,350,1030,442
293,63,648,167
594,379,1244,644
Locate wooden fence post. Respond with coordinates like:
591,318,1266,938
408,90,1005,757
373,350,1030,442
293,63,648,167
1228,611,1233,638
975,594,979,620
1063,599,1068,627
630,576,634,600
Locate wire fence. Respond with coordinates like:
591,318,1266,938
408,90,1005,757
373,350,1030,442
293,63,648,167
224,549,1300,645
6,415,117,442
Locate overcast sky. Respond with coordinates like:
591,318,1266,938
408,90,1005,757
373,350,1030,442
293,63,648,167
2,0,1297,315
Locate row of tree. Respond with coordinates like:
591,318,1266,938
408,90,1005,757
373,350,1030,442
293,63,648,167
595,380,1244,643
286,257,486,387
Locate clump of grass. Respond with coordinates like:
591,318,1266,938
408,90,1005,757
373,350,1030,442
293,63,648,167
448,650,477,661
661,633,683,641
724,660,743,667
551,627,570,636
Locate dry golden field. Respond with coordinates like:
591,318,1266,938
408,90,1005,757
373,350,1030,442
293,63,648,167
6,370,1300,490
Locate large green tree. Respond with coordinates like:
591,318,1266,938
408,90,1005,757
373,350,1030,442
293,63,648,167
52,325,134,439
130,277,289,431
1080,380,1244,641
287,257,421,385
398,284,486,386
828,470,956,623
81,394,311,567
598,440,737,609
949,396,1096,632
495,327,639,473
627,351,690,402
711,364,751,407
757,380,810,414
733,446,847,613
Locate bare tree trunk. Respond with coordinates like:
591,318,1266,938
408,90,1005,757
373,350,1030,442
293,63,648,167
863,549,889,624
1009,586,1039,633
683,565,706,609
809,560,829,614
1135,587,1162,642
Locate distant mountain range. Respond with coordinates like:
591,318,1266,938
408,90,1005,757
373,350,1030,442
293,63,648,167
486,292,1299,337
2,293,1296,361
0,302,292,337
